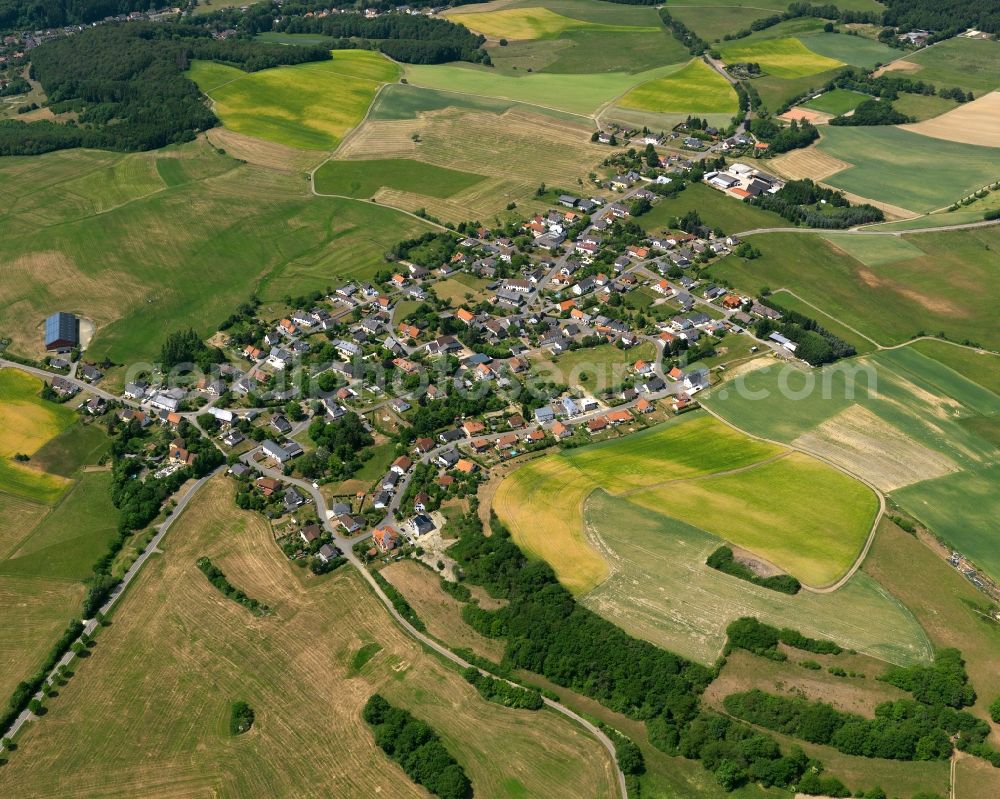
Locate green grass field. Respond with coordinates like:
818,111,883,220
626,452,878,586
0,140,432,367
893,38,1000,95
752,66,845,115
886,91,959,121
433,273,493,306
532,341,656,395
443,5,658,39
0,471,119,581
495,411,874,593
313,158,486,199
0,476,618,798
617,59,739,114
801,88,870,115
190,51,399,150
711,227,1000,350
798,31,896,69
403,61,686,116
637,182,786,234
865,518,1000,734
29,422,110,478
0,370,76,503
894,465,1000,583
720,37,844,79
703,348,1000,576
908,339,1000,395
815,125,1000,213
766,290,877,355
582,491,930,665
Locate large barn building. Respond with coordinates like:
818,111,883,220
44,312,79,352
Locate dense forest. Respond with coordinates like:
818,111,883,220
0,0,154,32
882,0,1000,35
0,23,329,156
830,98,912,125
275,12,489,65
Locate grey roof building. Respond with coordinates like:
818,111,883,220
45,312,79,351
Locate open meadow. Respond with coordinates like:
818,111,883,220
617,59,738,115
908,339,1000,395
442,5,658,40
0,476,619,799
637,182,786,235
813,124,1000,212
313,157,486,200
189,51,399,151
703,349,1000,579
494,411,877,598
801,88,870,116
0,139,431,366
719,37,844,79
403,61,687,116
529,341,656,396
580,492,926,666
0,370,75,503
710,227,1000,349
885,37,1000,95
336,107,605,221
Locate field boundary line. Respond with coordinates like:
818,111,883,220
615,451,791,497
400,78,598,121
770,288,883,348
697,403,885,594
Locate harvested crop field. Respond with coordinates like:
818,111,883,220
778,106,830,124
900,90,1000,148
0,476,618,799
381,560,506,661
580,491,930,666
204,128,324,172
768,145,852,181
442,6,656,40
791,404,958,491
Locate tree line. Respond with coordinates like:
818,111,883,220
363,694,472,799
726,617,842,661
0,22,329,156
276,12,489,65
881,0,1000,35
196,557,271,616
0,0,155,32
748,177,884,230
461,667,544,710
748,118,818,154
706,546,801,594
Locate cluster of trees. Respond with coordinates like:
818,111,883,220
389,231,458,269
879,648,976,708
726,617,842,662
832,68,972,104
749,178,884,230
1,619,83,739
723,2,882,42
402,389,506,442
461,668,544,710
670,712,834,793
755,296,858,365
748,118,818,154
881,0,1000,36
362,694,472,799
723,687,989,762
830,98,912,126
276,12,489,65
0,23,329,156
659,9,708,55
305,411,373,481
196,557,271,615
0,75,28,96
160,328,224,370
706,547,801,594
0,0,154,31
229,701,255,735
